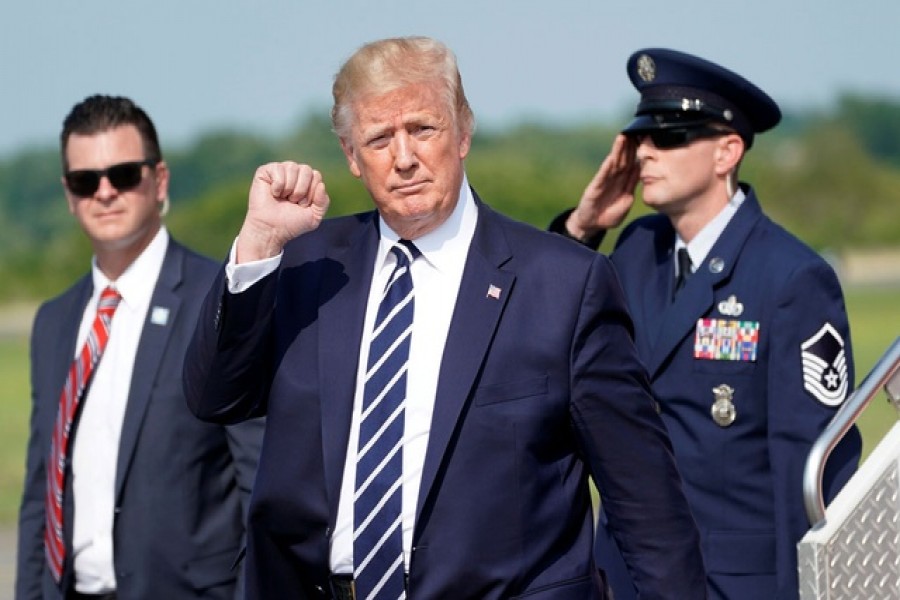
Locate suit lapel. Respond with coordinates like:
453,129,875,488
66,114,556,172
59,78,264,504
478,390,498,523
320,216,380,511
50,279,93,483
637,233,676,359
115,241,183,499
416,201,514,520
646,191,765,377
647,264,715,377
58,280,94,390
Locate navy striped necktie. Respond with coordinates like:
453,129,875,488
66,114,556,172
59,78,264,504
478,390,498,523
354,240,419,600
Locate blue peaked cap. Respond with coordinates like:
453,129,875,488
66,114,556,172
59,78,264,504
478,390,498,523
622,48,782,149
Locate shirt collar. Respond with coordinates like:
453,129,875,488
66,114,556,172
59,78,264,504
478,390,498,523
377,174,478,272
91,226,169,308
676,187,746,270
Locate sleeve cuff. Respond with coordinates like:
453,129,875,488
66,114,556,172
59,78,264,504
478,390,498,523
548,208,606,251
225,237,283,294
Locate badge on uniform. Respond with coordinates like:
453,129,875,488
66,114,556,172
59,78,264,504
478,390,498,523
801,322,848,406
717,295,744,317
694,318,760,361
710,383,736,427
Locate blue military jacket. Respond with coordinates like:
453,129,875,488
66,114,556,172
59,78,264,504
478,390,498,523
594,186,861,600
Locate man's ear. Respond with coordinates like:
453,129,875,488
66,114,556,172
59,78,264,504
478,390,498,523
339,138,362,178
714,133,745,176
62,176,77,214
458,129,472,160
154,161,171,202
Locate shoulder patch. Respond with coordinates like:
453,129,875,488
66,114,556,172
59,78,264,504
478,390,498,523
801,323,849,406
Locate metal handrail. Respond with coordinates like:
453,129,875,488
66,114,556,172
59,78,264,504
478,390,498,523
802,336,900,526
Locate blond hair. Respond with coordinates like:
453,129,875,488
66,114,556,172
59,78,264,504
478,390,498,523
331,36,475,140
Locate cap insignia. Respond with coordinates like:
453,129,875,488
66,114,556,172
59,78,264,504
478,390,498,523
636,54,656,82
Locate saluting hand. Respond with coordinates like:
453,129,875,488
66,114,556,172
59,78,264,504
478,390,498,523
236,161,331,263
567,134,640,239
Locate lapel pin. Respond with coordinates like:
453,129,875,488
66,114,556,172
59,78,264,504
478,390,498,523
486,284,502,300
150,306,170,326
709,257,725,274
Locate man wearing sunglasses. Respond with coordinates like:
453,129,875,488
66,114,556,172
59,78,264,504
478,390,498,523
550,48,861,600
16,95,264,600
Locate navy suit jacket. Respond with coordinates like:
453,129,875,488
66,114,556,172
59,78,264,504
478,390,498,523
590,187,861,600
184,195,707,599
16,238,264,600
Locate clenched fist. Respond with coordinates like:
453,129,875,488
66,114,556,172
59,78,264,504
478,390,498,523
236,161,331,263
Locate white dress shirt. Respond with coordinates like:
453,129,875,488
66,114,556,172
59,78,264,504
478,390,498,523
226,177,478,575
70,227,169,593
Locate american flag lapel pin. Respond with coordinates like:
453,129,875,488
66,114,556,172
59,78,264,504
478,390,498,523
487,284,502,300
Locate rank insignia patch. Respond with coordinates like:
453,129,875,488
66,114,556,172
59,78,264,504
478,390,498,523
801,323,848,406
694,318,760,361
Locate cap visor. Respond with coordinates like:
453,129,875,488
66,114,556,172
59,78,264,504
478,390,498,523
621,112,716,134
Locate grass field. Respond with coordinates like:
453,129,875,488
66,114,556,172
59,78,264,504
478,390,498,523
0,335,28,526
841,287,900,456
0,287,896,526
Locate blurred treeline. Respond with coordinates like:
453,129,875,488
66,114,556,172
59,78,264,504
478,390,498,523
1,94,899,303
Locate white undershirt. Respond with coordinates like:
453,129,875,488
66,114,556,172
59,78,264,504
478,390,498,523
70,227,168,593
226,177,477,575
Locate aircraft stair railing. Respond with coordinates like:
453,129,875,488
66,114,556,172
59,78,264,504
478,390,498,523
798,336,900,599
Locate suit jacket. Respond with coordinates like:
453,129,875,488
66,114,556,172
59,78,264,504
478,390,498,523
184,194,707,599
16,238,264,600
590,186,861,600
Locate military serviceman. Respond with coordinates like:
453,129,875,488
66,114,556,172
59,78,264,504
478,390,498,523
549,48,862,599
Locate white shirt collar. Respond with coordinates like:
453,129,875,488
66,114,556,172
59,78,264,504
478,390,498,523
91,226,169,308
376,174,478,272
676,188,746,271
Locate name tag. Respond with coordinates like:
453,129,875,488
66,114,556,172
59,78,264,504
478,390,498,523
694,318,760,361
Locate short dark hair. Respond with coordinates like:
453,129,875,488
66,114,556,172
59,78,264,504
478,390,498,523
60,95,162,169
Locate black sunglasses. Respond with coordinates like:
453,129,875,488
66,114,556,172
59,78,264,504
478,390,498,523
64,159,159,197
633,127,729,150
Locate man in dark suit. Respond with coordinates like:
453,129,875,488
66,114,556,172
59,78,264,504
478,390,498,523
549,48,862,599
16,95,264,599
183,37,706,599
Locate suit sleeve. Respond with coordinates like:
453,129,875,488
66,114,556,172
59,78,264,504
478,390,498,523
183,266,279,424
568,254,707,598
16,306,52,600
548,208,607,251
768,260,861,598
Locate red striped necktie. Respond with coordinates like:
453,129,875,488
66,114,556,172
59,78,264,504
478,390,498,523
44,286,121,582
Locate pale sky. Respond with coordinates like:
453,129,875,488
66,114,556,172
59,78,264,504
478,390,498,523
2,1,899,157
